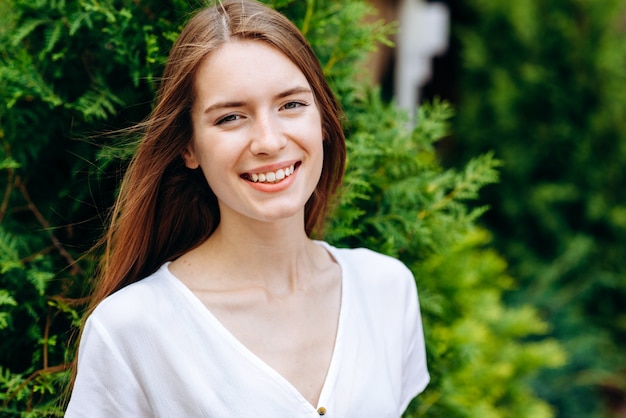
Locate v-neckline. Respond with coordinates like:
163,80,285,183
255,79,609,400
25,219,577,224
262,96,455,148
163,242,347,412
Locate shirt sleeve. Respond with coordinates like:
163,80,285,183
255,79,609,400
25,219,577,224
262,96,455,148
398,268,430,414
65,315,152,418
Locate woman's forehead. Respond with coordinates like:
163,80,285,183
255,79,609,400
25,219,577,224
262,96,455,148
193,40,312,103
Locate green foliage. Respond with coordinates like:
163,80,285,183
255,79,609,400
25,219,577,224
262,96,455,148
449,0,626,416
0,0,565,416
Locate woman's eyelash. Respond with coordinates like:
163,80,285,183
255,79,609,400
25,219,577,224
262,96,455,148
283,101,308,110
215,114,241,125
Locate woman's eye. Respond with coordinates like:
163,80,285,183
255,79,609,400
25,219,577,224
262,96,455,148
282,101,307,110
216,114,241,125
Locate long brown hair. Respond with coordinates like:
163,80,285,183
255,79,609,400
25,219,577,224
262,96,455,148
89,0,346,310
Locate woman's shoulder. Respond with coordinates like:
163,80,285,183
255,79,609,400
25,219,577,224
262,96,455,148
316,241,416,301
318,241,412,278
88,264,174,328
318,241,420,326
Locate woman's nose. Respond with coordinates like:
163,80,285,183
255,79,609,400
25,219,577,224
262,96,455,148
249,114,287,155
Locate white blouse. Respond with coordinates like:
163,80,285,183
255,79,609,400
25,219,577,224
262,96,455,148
66,242,429,417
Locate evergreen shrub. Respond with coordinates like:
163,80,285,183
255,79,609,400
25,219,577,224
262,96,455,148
449,0,626,416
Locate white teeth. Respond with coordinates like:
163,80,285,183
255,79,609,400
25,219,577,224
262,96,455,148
248,164,295,183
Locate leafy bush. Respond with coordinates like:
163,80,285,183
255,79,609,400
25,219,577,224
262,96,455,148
449,0,626,416
0,0,564,416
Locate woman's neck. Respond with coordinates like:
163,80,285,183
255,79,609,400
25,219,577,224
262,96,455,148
178,215,325,295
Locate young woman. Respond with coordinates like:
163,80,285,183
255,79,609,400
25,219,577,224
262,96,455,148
66,1,429,416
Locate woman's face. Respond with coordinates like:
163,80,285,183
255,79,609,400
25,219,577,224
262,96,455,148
184,40,324,228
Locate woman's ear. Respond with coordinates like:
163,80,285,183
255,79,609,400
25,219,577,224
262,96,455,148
182,145,200,169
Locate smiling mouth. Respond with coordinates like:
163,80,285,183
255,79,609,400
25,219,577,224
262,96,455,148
241,163,299,184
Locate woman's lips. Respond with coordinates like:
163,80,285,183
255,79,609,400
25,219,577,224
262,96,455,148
241,162,299,184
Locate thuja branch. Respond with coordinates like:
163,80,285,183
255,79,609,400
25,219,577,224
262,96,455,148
18,179,84,275
43,308,51,369
300,0,315,36
51,294,90,307
21,245,55,263
2,364,70,408
0,141,16,225
0,166,15,224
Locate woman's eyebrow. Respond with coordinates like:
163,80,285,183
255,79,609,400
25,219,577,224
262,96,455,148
203,101,245,114
274,86,312,99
